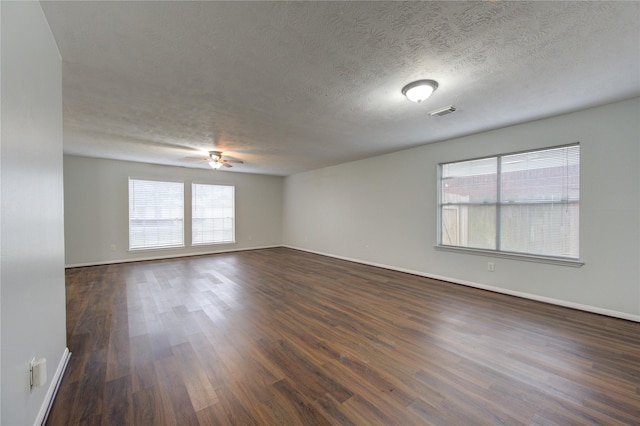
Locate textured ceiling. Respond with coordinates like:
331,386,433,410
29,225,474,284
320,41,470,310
41,1,640,175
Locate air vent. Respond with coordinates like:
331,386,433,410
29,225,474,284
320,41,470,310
429,105,456,116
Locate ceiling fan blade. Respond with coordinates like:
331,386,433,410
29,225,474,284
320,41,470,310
223,162,233,168
224,159,244,164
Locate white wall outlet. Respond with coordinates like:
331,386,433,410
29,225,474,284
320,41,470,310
30,358,47,388
488,262,495,272
110,244,116,251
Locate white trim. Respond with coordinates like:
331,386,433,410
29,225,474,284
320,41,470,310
128,175,184,184
128,244,186,253
191,240,236,247
65,245,281,268
283,245,640,323
434,245,584,267
35,347,71,426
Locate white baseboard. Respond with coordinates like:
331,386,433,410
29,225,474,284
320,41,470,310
284,245,640,323
35,347,71,426
65,245,281,268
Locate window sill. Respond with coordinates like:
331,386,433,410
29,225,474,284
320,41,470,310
434,245,584,268
191,241,236,247
128,245,185,253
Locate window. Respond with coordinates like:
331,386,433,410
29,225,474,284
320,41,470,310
439,144,580,259
192,183,235,245
129,179,184,250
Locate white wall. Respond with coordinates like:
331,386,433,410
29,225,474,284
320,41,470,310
284,98,640,320
64,155,283,266
1,2,68,424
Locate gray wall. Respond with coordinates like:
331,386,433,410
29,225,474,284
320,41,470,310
64,156,284,266
1,2,68,424
283,98,640,320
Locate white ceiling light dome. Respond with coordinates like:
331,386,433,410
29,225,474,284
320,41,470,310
402,79,439,103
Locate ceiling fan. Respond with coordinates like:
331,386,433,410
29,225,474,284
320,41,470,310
193,151,244,169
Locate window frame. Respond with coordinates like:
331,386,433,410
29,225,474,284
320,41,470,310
191,182,236,246
436,143,583,267
128,177,185,251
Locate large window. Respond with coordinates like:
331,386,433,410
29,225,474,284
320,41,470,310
192,183,235,245
129,179,184,250
439,144,580,259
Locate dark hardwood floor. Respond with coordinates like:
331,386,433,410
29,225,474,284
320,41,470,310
47,248,640,425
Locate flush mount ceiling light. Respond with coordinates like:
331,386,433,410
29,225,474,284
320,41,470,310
402,79,439,103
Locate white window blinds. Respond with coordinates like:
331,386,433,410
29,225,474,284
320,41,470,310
499,146,580,257
192,183,235,245
440,144,580,259
128,179,184,250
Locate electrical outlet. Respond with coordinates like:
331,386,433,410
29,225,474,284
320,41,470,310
30,357,47,388
110,244,116,251
488,262,495,272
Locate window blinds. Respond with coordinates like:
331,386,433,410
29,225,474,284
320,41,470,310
440,144,579,258
192,183,235,245
128,179,184,250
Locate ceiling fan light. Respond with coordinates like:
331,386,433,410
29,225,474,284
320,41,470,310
402,79,438,103
209,161,223,169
